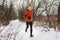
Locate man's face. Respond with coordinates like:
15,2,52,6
28,6,32,11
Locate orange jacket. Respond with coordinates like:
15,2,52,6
24,10,33,22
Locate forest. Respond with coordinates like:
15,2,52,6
0,0,60,40
0,0,60,31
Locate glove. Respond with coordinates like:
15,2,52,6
28,16,31,19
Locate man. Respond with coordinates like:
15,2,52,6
24,5,33,37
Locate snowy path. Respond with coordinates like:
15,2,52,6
0,20,60,40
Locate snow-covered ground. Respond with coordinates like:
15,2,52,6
0,20,60,40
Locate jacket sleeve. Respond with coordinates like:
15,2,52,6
24,11,27,18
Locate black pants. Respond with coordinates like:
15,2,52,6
25,22,33,36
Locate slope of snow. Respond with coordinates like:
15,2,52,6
0,20,60,40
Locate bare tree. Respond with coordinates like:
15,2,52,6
9,2,17,20
58,2,60,30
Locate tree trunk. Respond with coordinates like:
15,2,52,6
58,2,60,31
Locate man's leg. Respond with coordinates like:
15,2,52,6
30,22,33,37
25,22,29,32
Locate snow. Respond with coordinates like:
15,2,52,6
0,20,60,40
